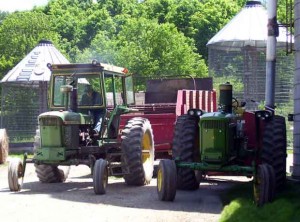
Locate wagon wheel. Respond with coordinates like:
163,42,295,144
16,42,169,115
157,159,177,201
8,158,24,192
93,158,108,195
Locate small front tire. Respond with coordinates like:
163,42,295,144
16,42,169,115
8,158,24,192
253,164,275,206
157,159,177,201
93,158,108,195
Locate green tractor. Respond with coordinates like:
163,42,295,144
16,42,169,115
8,60,154,194
157,83,287,206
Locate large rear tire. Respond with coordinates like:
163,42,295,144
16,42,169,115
172,115,199,190
121,117,154,185
33,128,69,183
157,159,177,201
261,115,287,191
93,158,108,195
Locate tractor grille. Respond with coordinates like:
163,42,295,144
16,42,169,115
40,117,61,126
203,120,226,129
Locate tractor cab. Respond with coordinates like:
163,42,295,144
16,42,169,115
47,61,134,140
34,60,136,163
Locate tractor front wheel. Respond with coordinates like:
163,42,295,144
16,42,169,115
93,158,108,195
35,165,67,183
157,159,177,201
8,158,24,192
253,164,276,206
121,117,154,186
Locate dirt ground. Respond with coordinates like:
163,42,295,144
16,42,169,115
0,161,249,222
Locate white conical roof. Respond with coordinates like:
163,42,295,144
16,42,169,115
1,40,69,83
207,1,293,51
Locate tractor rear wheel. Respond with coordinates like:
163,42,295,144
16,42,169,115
261,115,287,191
253,163,275,206
8,158,24,191
93,158,108,195
172,115,199,190
157,159,177,201
121,117,154,186
33,128,69,183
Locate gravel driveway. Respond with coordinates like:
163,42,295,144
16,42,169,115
0,161,247,222
1,154,294,222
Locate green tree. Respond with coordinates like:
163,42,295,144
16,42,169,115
97,0,139,17
44,0,98,60
165,0,201,36
78,18,207,90
189,0,240,59
0,11,61,78
138,0,175,24
0,11,9,22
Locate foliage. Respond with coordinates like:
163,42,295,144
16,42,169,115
0,11,61,79
78,17,207,90
0,11,9,21
212,74,244,93
189,0,240,59
0,0,293,87
277,0,294,26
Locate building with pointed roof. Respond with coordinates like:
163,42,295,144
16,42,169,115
207,1,294,113
0,40,69,144
207,1,292,51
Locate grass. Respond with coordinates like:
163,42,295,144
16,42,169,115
219,179,300,222
0,153,33,168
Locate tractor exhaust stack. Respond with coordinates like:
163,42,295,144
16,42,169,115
265,0,278,110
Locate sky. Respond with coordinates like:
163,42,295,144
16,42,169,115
0,0,49,12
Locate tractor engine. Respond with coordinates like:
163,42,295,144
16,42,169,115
199,83,247,164
35,111,94,161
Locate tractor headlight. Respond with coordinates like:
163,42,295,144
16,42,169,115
196,110,203,116
188,110,195,115
255,110,273,120
188,109,203,117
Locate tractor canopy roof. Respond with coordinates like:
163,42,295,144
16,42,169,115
49,60,129,77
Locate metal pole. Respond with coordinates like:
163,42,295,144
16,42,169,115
293,0,300,179
265,0,278,110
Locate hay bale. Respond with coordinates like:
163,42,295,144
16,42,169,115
0,129,9,164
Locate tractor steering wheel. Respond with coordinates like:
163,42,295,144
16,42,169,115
232,97,239,110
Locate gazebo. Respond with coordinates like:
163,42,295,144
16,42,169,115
0,40,69,145
207,1,294,110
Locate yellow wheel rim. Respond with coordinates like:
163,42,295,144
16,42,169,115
103,169,108,189
157,167,162,192
142,131,152,164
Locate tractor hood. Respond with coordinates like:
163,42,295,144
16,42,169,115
38,111,93,125
201,111,235,120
